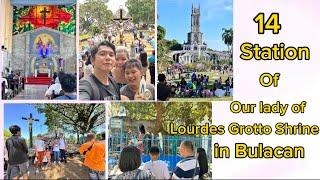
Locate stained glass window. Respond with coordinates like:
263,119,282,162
13,5,76,35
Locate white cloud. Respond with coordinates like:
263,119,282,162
79,0,128,13
201,0,233,22
107,0,128,14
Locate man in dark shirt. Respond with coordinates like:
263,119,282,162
7,71,14,79
148,50,155,85
6,125,29,179
157,74,171,101
79,41,121,100
54,73,77,100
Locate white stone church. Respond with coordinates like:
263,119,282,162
171,4,229,65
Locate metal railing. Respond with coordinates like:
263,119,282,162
108,133,212,171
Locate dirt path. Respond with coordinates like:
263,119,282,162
29,155,89,179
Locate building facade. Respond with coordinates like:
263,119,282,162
183,5,207,52
2,0,77,76
172,4,230,65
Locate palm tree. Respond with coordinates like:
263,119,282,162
222,28,233,58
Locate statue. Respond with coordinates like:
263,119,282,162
112,6,132,45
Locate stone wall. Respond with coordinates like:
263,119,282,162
11,27,76,76
60,32,76,73
12,34,27,74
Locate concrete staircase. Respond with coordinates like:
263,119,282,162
117,32,154,56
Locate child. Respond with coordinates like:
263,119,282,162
42,151,48,168
142,146,170,179
45,147,51,167
52,138,60,165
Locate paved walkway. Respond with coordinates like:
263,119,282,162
13,84,48,100
29,156,88,179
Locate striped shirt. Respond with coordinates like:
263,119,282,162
172,156,200,179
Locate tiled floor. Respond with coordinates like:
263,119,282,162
13,84,49,100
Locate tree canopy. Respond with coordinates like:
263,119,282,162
157,25,166,41
110,102,212,134
167,39,183,51
126,0,155,24
35,104,105,144
4,129,11,139
222,27,233,57
80,0,113,36
157,25,169,60
110,102,156,121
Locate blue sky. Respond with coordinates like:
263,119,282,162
158,0,233,51
4,104,106,140
4,104,48,140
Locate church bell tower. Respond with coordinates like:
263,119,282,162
183,4,207,51
188,4,202,45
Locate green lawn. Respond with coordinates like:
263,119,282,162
169,96,233,102
170,71,232,84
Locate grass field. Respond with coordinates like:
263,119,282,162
169,71,232,84
169,96,233,102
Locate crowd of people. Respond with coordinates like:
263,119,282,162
111,140,210,180
5,125,68,179
5,125,106,180
157,72,233,100
1,71,24,100
109,124,210,180
79,41,155,100
0,70,76,100
78,17,155,101
33,133,68,173
84,21,154,51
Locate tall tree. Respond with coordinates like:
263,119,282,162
110,102,212,134
80,0,113,35
161,102,212,132
157,25,166,41
168,39,183,51
157,25,167,59
155,102,164,133
111,102,156,121
4,129,11,139
222,28,233,58
157,25,173,72
35,104,105,144
126,0,155,24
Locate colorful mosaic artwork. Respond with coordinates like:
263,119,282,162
13,5,76,35
34,33,57,58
